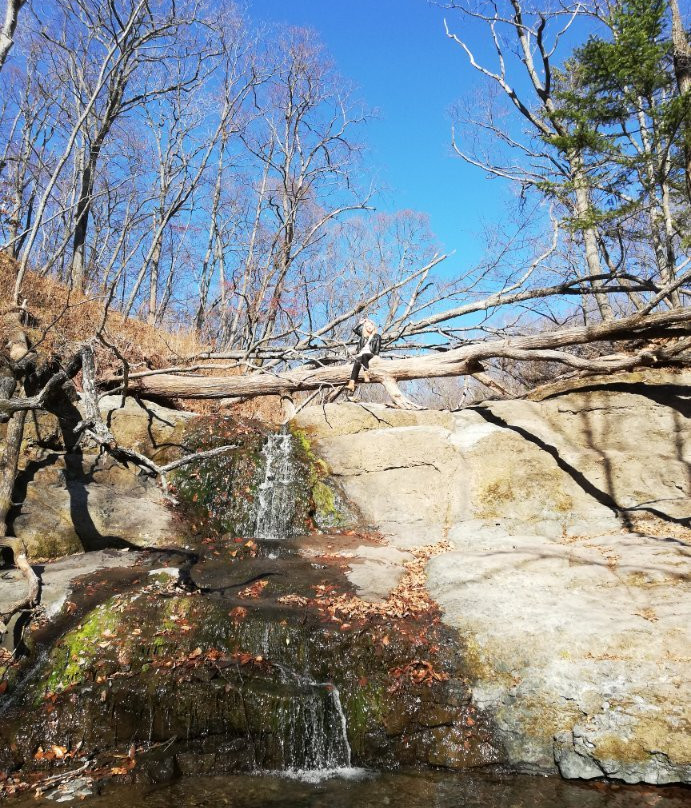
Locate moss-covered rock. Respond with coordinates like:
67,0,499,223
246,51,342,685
170,415,268,538
291,426,355,530
0,544,500,776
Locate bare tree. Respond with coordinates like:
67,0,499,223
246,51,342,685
444,0,619,320
224,28,373,354
0,0,27,73
0,44,59,258
669,0,691,201
12,0,150,303
40,0,212,291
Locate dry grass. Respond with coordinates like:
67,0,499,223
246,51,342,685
0,252,283,421
0,252,205,373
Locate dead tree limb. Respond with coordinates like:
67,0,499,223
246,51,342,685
0,536,40,634
118,307,691,405
76,345,237,497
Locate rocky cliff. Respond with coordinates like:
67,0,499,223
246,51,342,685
293,369,691,784
1,369,688,789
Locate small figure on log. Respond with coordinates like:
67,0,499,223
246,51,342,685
347,318,381,395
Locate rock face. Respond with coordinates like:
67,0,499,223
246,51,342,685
11,455,181,558
7,396,194,559
293,370,691,784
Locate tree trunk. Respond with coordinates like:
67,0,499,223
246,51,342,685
120,307,691,402
570,151,614,321
1,306,30,534
0,0,26,73
70,148,97,292
0,410,24,536
0,411,39,634
0,307,38,633
147,231,163,325
195,141,225,334
669,0,691,203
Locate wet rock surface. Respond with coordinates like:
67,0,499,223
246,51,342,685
0,533,502,789
0,549,142,630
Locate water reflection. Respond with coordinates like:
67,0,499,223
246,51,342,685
27,770,691,808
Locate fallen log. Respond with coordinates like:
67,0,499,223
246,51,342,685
120,307,691,406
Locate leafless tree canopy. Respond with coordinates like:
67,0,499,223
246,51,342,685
0,0,687,365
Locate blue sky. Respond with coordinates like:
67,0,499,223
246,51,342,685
249,0,512,269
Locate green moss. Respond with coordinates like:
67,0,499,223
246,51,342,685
39,598,121,697
291,426,350,528
293,428,312,457
27,533,83,562
344,683,386,755
313,480,337,520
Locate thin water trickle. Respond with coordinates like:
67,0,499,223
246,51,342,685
254,432,297,540
330,686,352,769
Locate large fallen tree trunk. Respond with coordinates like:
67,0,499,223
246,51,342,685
120,307,691,406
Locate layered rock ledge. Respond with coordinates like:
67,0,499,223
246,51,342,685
293,369,691,784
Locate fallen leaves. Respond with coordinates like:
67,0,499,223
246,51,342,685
0,771,30,798
278,540,452,626
147,646,272,674
110,755,136,776
33,745,69,761
229,606,248,622
276,594,309,607
237,579,268,599
387,660,450,692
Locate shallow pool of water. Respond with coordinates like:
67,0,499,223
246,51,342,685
28,769,691,807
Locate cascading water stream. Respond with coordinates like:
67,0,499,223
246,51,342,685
330,685,352,769
254,431,297,540
250,431,356,777
273,664,353,774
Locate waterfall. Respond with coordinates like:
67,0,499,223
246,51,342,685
272,666,353,776
246,431,359,778
254,431,296,540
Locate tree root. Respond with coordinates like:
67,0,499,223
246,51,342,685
0,538,40,636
